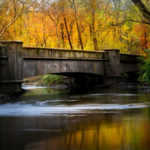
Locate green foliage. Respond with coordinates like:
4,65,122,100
121,73,129,82
122,73,128,78
42,74,63,86
138,49,150,86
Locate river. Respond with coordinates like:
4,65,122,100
0,85,150,150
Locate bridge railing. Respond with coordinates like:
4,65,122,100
120,54,140,63
23,47,107,60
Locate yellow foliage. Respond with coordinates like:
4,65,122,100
0,0,149,54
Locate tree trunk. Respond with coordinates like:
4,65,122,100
91,0,98,51
55,24,60,48
60,23,65,48
73,0,84,50
64,17,73,49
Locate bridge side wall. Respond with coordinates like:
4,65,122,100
23,47,106,78
120,54,139,73
23,59,105,78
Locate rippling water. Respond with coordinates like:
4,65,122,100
0,102,149,116
0,85,150,150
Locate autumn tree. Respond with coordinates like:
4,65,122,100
0,0,150,54
81,0,98,50
0,0,36,39
46,1,61,48
72,0,84,50
60,0,73,49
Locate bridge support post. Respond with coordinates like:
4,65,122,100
0,41,23,95
104,49,121,84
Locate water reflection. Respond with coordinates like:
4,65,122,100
0,110,150,150
23,111,150,150
0,87,150,150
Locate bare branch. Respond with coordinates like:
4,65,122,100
0,0,36,38
127,19,150,25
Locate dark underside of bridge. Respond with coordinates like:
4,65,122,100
121,72,139,83
53,71,139,90
53,72,104,89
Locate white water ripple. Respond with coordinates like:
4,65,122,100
88,93,137,96
0,102,149,117
22,85,48,90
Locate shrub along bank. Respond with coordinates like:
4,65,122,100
24,74,67,87
138,49,150,89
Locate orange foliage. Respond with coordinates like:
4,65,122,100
0,0,150,54
134,24,150,50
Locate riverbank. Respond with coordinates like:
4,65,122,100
23,75,69,89
0,89,25,102
0,75,68,101
0,77,146,101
